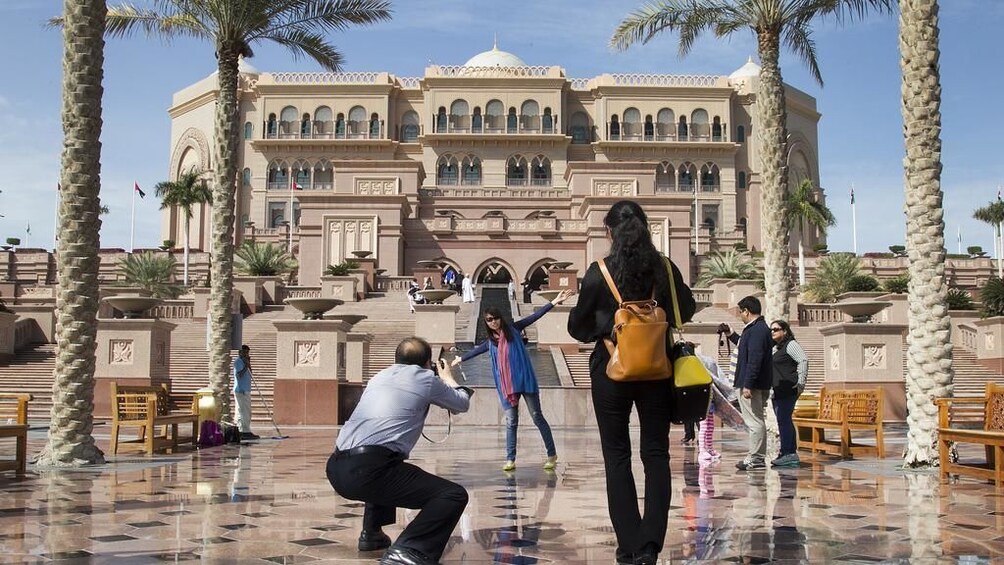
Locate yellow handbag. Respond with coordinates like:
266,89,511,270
666,259,713,423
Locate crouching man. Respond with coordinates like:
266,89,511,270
326,337,474,565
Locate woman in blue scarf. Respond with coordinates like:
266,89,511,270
454,288,573,472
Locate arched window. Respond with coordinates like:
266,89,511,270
737,170,747,189
267,161,289,190
301,113,312,137
691,109,709,140
401,111,420,142
462,156,481,186
369,113,380,138
313,160,333,190
507,107,518,133
486,100,504,131
679,163,696,191
280,106,298,137
295,164,311,189
678,116,689,141
335,113,346,138
520,100,539,132
530,157,551,186
610,115,620,140
437,155,459,185
622,108,641,139
655,163,674,192
450,99,470,132
314,106,333,137
739,217,748,235
657,108,675,140
243,122,253,140
472,107,483,132
736,125,745,143
348,106,367,137
644,115,654,141
242,167,251,186
542,107,553,134
436,107,447,133
506,156,528,186
570,111,589,144
700,163,720,192
712,116,723,141
266,113,278,138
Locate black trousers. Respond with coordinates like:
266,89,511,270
589,363,674,560
326,448,469,561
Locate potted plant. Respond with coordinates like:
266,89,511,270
325,261,360,276
6,237,20,249
967,245,988,258
888,245,907,257
159,239,175,251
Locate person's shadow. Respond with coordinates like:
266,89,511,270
470,472,558,564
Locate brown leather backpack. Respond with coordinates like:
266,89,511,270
598,259,672,381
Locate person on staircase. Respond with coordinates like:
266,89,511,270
452,288,574,472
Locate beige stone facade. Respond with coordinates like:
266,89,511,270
164,48,823,286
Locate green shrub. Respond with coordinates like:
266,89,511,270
803,253,861,303
812,243,828,254
967,245,986,257
845,274,881,292
981,278,1004,318
882,273,910,294
888,245,906,256
697,249,759,286
5,237,20,246
235,241,297,276
947,288,975,311
324,261,360,277
117,252,182,298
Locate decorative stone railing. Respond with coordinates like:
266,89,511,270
271,72,382,84
692,288,713,304
375,276,412,293
397,77,421,89
798,303,846,325
570,78,590,90
419,187,567,199
430,65,557,78
419,218,587,235
608,73,723,87
150,300,195,320
958,323,978,352
279,286,322,300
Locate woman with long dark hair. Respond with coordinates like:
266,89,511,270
453,288,573,472
568,200,695,565
769,319,807,468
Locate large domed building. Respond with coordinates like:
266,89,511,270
164,45,823,287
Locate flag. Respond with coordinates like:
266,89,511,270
998,188,1001,201
57,183,61,192
26,221,31,236
293,182,303,190
134,182,145,198
850,187,855,205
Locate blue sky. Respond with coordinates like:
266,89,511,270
0,0,1001,255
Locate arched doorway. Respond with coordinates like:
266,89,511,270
475,261,513,285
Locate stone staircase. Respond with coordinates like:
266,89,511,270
0,343,55,421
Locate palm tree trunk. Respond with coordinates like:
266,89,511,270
900,0,953,467
756,34,791,322
208,51,242,422
183,214,191,286
35,0,107,466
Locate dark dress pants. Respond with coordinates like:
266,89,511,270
326,450,468,562
590,355,674,561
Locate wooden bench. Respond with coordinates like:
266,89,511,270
0,393,32,475
110,383,198,455
793,387,885,458
937,382,1004,486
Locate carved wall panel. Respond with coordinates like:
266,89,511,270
325,216,378,265
862,344,886,369
111,340,134,365
295,341,320,367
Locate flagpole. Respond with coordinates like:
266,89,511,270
693,183,699,255
957,225,962,255
288,174,294,253
851,183,858,255
53,183,59,251
998,186,1003,279
130,181,136,253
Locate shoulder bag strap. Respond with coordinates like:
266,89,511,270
664,257,684,331
597,259,624,304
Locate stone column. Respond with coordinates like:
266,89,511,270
350,257,377,294
345,333,373,383
414,304,459,345
974,317,1004,373
272,319,351,425
94,319,176,418
819,322,908,421
320,275,359,302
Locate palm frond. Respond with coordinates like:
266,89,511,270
973,201,1004,225
260,28,344,71
259,0,392,36
154,168,212,218
782,23,823,86
802,252,861,303
235,241,297,276
118,252,182,298
611,0,732,54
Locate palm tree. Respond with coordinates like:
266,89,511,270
696,248,758,286
155,168,211,286
973,200,1004,279
118,252,184,298
611,0,894,322
787,178,836,286
36,0,108,467
900,0,953,468
75,0,392,420
235,241,297,277
802,252,861,303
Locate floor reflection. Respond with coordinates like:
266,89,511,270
2,425,1003,563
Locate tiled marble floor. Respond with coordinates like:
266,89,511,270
2,424,1002,564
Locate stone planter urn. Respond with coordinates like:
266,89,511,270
103,295,162,319
833,300,892,323
284,297,343,320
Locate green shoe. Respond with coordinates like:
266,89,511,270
502,460,516,472
543,455,558,470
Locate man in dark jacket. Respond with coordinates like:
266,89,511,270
720,296,773,470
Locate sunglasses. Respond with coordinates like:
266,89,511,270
484,316,498,322
770,327,783,332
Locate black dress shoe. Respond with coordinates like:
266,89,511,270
240,432,261,440
380,545,439,565
358,529,391,552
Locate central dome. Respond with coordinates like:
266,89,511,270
463,44,526,67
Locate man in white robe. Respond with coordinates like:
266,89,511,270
462,275,475,303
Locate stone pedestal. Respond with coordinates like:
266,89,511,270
974,317,1004,373
94,319,176,418
347,269,368,301
0,311,15,361
345,333,373,382
191,287,243,320
535,305,576,348
819,322,908,421
320,275,358,302
350,257,377,294
414,304,459,345
10,304,55,344
233,277,266,313
547,269,578,291
877,293,908,325
272,319,351,425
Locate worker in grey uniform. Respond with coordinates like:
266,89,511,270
326,337,473,565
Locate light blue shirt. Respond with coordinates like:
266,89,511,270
335,363,472,457
233,357,251,394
